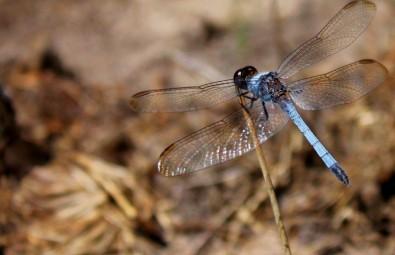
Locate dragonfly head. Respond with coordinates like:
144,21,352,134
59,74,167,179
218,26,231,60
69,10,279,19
233,66,258,90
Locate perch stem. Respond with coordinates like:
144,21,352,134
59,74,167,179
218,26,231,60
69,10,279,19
240,99,292,255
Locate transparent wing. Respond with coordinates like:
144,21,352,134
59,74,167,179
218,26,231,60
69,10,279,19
288,59,388,110
158,101,289,176
129,79,239,112
277,0,376,79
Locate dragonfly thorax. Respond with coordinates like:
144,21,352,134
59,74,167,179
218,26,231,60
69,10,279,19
249,71,286,102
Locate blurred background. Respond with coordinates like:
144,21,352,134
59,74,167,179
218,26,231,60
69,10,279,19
0,0,394,254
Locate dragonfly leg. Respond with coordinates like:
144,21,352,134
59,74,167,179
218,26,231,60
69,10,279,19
239,91,258,109
247,97,257,109
261,101,269,121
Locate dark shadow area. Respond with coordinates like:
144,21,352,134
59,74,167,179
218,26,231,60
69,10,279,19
39,49,76,79
380,171,395,201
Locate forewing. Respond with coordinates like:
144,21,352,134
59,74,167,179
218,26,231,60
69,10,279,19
277,0,376,79
289,59,388,110
130,79,238,112
158,101,289,176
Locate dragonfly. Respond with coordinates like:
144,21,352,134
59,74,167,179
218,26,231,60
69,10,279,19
130,0,388,185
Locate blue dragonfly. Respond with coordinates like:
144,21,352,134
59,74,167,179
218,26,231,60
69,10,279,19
130,0,388,185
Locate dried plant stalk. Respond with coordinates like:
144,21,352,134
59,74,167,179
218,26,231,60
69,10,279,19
240,100,292,255
7,153,157,254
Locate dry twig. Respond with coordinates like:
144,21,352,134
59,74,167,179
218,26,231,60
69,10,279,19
239,96,292,255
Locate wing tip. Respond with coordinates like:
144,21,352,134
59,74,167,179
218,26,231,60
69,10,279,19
157,159,188,177
128,98,139,112
358,59,375,64
358,59,390,80
129,93,143,112
157,144,178,177
344,0,376,10
129,91,153,112
157,159,170,176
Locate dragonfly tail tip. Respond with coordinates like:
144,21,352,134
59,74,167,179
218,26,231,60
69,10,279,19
330,163,350,186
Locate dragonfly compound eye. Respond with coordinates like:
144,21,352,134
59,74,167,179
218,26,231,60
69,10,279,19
233,65,258,90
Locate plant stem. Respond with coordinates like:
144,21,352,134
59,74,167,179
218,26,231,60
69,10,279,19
240,102,292,255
